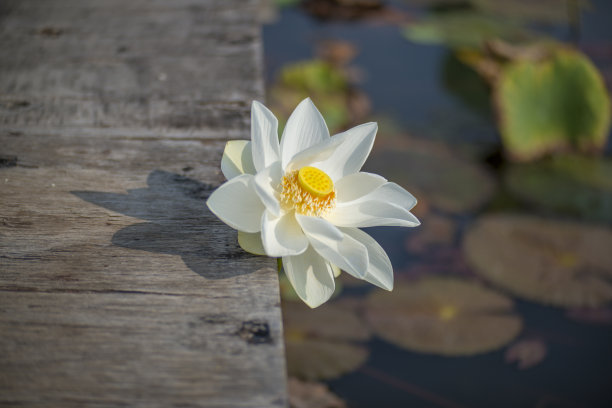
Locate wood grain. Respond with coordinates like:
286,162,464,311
0,1,287,407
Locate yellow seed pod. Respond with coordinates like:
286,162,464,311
438,305,457,321
297,166,333,197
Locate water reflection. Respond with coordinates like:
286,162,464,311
263,0,612,407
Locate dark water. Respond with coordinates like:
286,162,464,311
263,1,612,407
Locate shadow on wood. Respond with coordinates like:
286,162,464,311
72,169,255,280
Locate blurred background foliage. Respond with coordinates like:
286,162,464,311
262,1,612,407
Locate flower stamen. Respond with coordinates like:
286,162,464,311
280,167,336,217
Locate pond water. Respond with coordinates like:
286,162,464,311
262,1,612,407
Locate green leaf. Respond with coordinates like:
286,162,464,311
403,12,534,49
268,59,353,135
504,155,612,223
401,0,589,24
496,50,611,161
280,60,347,94
473,0,589,24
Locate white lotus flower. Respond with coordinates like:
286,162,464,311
207,98,419,308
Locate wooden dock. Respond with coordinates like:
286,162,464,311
0,1,287,406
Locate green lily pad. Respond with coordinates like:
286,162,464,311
365,277,523,356
463,214,612,308
268,60,361,135
280,60,347,94
495,49,611,161
402,0,587,24
403,12,535,49
473,0,584,24
283,300,370,380
364,142,496,213
504,155,612,223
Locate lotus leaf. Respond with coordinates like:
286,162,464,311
280,60,347,94
365,277,522,355
403,12,534,49
268,60,362,134
283,300,370,380
504,338,547,370
288,377,347,408
495,50,611,161
473,0,586,24
463,214,612,307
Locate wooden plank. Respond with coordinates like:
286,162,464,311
0,1,287,407
0,0,263,135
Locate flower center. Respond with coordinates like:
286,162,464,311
438,305,457,321
280,167,336,217
298,166,334,197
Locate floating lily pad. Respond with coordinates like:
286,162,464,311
268,59,370,135
405,213,457,253
495,50,611,161
286,339,369,382
283,298,370,341
288,377,347,408
504,338,547,370
365,142,496,213
268,60,349,134
283,300,370,380
403,12,535,49
463,214,612,307
398,246,476,281
504,155,612,224
365,277,522,356
280,60,347,94
473,0,587,24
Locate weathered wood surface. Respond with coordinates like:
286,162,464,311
0,1,287,407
